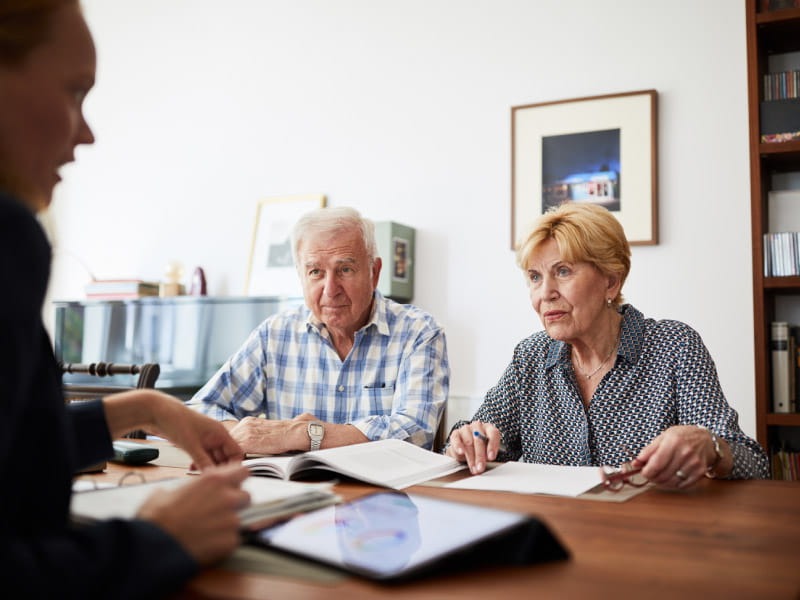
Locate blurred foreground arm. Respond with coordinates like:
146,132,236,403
103,389,243,469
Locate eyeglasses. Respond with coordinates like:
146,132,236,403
600,462,649,491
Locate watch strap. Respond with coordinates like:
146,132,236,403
696,425,724,478
307,421,324,452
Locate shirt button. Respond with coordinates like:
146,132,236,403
338,385,344,392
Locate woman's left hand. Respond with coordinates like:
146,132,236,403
632,425,717,489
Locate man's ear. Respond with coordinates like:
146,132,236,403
372,257,382,288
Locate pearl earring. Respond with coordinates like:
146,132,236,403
607,298,612,309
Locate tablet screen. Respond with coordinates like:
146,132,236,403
250,491,530,580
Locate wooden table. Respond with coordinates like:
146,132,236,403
81,461,800,600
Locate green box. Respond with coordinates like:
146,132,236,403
375,221,415,303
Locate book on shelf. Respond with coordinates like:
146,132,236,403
761,131,800,143
70,476,339,529
243,438,465,490
772,444,800,481
763,231,800,277
763,70,800,101
771,321,796,413
763,189,800,277
84,279,159,300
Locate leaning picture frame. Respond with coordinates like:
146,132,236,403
511,89,658,248
244,194,327,296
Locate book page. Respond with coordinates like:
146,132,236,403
445,462,603,497
71,478,186,521
291,439,465,489
242,455,295,479
238,478,338,526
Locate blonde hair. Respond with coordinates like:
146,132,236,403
515,203,631,307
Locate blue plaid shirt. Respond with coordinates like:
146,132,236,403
192,291,449,449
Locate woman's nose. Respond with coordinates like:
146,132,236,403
541,275,558,298
77,112,95,146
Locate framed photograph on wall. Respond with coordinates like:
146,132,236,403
392,237,410,283
511,89,658,248
244,194,327,296
375,221,415,303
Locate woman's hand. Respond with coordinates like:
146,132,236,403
445,421,502,475
137,463,250,565
103,390,244,470
633,425,730,488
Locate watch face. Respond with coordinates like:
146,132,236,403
308,422,324,438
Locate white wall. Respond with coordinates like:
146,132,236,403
48,0,756,435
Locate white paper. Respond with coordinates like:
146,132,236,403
70,476,335,524
445,462,603,497
244,439,466,489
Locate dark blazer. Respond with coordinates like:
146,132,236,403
0,191,196,599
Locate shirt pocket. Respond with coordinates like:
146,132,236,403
360,382,396,415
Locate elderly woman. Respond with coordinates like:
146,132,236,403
446,203,768,488
0,1,250,597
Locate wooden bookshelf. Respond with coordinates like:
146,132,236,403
746,0,800,474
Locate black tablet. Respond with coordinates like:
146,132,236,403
247,490,568,582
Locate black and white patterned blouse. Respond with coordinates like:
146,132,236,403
456,304,768,479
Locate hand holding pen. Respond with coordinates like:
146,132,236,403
444,421,506,475
473,431,508,455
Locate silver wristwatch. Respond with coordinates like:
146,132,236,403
307,421,325,452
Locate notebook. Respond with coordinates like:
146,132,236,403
70,476,338,529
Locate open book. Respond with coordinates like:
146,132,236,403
71,476,338,529
244,438,465,490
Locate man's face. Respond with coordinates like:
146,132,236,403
0,3,96,211
298,227,381,339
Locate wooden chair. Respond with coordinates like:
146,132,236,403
433,405,449,453
60,361,160,439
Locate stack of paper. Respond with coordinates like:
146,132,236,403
70,476,338,528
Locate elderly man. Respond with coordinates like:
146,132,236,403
192,206,449,453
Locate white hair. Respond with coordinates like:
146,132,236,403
291,206,378,267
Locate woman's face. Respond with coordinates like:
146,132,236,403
0,3,95,212
525,237,619,344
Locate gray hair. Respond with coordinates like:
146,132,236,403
291,206,379,268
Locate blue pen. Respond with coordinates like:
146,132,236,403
473,431,508,454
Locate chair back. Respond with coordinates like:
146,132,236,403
60,361,160,439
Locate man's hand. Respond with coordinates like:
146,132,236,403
229,414,369,454
229,416,308,455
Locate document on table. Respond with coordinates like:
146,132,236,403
445,461,604,497
71,476,338,528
